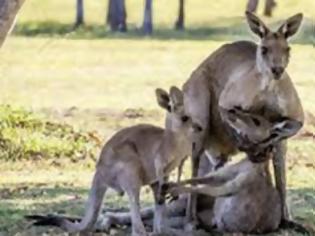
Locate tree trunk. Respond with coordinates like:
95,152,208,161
107,0,127,32
0,0,25,48
142,0,153,35
264,0,276,17
175,0,185,30
246,0,259,13
75,0,84,27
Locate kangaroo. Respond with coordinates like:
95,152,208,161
164,109,282,234
28,86,194,236
166,151,281,234
64,109,285,235
30,109,310,235
183,11,304,224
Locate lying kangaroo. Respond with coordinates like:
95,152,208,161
183,11,304,223
29,86,194,236
165,109,281,234
167,151,281,234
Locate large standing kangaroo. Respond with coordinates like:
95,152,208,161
183,11,304,224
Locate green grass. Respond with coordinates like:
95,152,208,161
0,0,314,235
0,105,100,162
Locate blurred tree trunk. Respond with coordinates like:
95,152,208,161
107,0,127,32
175,0,185,30
75,0,84,27
264,0,276,17
246,0,276,16
0,0,25,48
142,0,153,35
246,0,259,13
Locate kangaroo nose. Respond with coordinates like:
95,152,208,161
271,67,284,79
192,123,203,133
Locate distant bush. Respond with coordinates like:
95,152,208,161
0,105,100,162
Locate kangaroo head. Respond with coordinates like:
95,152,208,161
224,108,273,144
224,108,275,162
155,86,192,133
246,11,303,80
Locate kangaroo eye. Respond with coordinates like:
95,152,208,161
252,117,261,127
181,116,189,122
261,46,268,55
286,47,291,53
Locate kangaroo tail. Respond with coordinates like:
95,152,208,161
280,219,312,235
26,171,107,233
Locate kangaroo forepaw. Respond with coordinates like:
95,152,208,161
161,182,177,195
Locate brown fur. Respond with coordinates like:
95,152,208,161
169,157,281,234
90,111,282,235
33,87,194,236
166,109,281,234
183,12,304,223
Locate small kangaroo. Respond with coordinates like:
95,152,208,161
183,11,304,224
29,86,194,236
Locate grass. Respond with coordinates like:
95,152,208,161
0,105,100,162
0,0,314,235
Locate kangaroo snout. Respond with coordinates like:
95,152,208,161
271,67,284,79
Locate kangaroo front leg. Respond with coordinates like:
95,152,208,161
151,182,167,234
185,147,202,228
152,162,168,234
154,160,167,205
170,172,249,198
273,141,290,222
183,73,210,228
177,156,188,182
178,163,238,186
162,163,237,211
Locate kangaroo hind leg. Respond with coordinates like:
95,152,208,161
119,162,148,236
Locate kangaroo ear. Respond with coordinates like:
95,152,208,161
169,86,184,107
156,88,170,111
246,11,270,38
278,13,303,39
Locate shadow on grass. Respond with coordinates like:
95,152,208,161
13,17,315,45
1,184,314,235
0,185,86,234
289,188,315,227
0,184,142,235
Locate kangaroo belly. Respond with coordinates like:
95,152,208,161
213,184,281,233
213,191,260,233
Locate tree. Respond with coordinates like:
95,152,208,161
142,0,153,35
175,0,185,30
264,0,277,17
107,0,127,32
0,0,25,48
75,0,84,27
246,0,276,17
246,0,259,13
